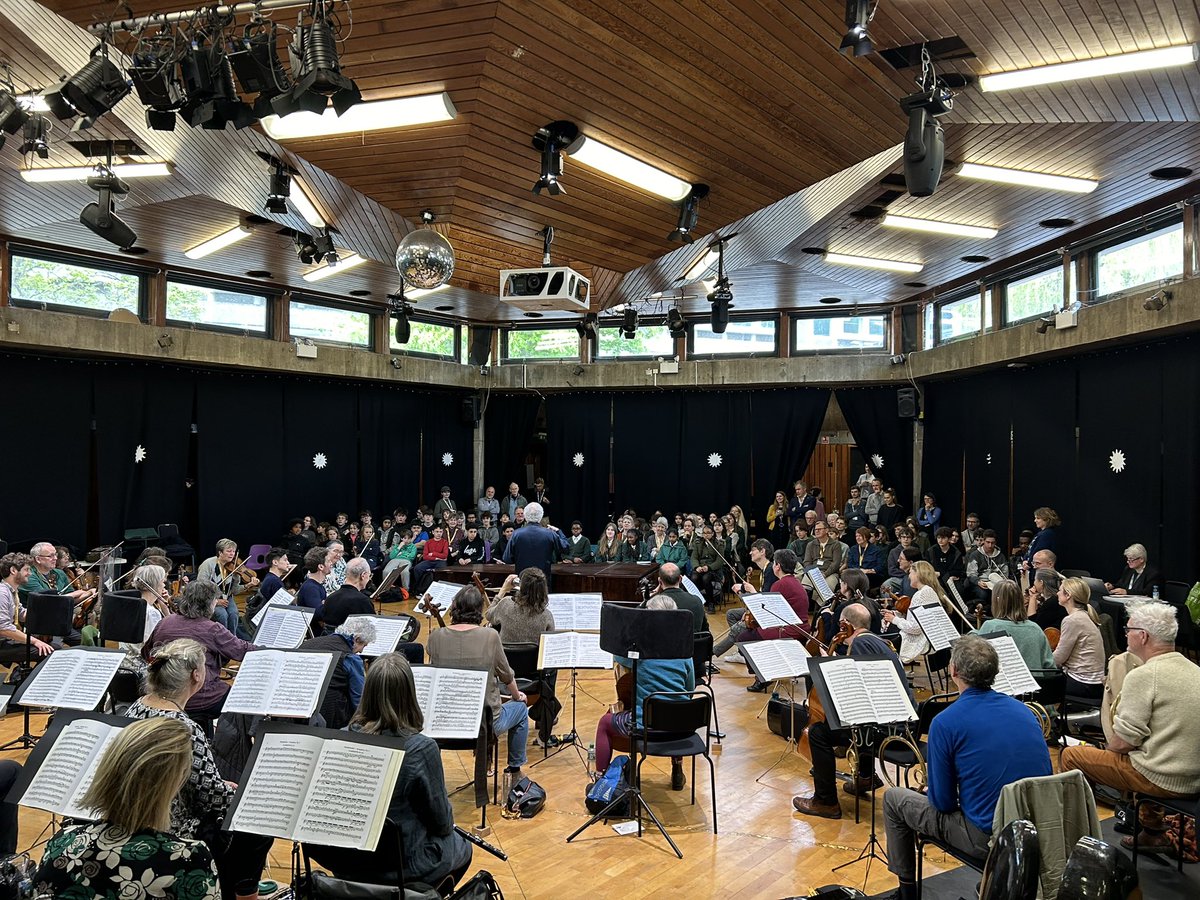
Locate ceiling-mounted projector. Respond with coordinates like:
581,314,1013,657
500,266,591,312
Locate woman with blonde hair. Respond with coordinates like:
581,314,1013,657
882,560,954,664
35,717,219,898
1053,577,1106,699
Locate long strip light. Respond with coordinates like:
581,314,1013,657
882,214,998,240
184,225,252,260
957,162,1099,194
980,44,1198,92
261,93,457,140
20,162,173,183
565,135,692,201
290,178,326,228
825,251,924,274
302,252,367,282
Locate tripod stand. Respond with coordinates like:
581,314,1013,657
831,726,887,885
0,592,73,751
530,666,588,773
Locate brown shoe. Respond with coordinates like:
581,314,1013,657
1120,832,1174,852
843,774,884,797
792,795,842,819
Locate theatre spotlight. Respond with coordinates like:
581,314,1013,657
179,34,256,130
1143,289,1171,311
18,116,50,158
667,183,709,244
230,20,295,118
840,0,877,57
531,120,579,196
389,291,412,344
575,312,598,340
621,306,639,339
706,237,733,334
0,89,31,146
265,161,292,214
286,4,361,116
900,50,954,197
42,43,131,127
128,35,184,131
311,228,338,265
667,306,686,338
79,166,137,250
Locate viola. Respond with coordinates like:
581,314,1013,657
880,585,912,615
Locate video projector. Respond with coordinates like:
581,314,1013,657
499,266,591,313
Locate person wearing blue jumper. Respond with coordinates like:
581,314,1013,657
502,502,568,584
881,634,1052,900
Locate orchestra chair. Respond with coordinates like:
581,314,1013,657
977,820,1040,900
243,544,272,573
156,523,195,568
1097,597,1129,652
691,631,723,745
634,690,717,834
501,642,553,751
435,707,499,832
878,692,957,790
921,647,952,695
1060,570,1092,579
123,526,161,558
1129,792,1200,872
1058,835,1140,900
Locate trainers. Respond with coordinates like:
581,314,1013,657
792,795,842,819
671,761,686,791
533,735,562,749
723,653,744,663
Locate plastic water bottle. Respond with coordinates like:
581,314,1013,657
587,743,595,761
1152,585,1160,601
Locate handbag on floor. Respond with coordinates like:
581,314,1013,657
501,775,545,819
448,871,504,900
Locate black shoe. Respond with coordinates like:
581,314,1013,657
671,761,686,791
746,681,769,693
707,662,721,675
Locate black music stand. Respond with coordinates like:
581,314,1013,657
1,592,73,750
99,589,148,644
566,604,694,858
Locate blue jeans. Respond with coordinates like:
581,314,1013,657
495,699,529,769
214,596,248,639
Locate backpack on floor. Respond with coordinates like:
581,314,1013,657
585,755,630,816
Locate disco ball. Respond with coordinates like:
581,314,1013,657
395,227,455,290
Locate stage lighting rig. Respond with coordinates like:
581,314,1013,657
575,312,598,340
899,47,955,197
286,2,361,116
312,228,338,265
705,237,734,334
667,183,709,244
621,306,639,339
80,161,137,249
42,41,131,128
388,289,413,344
18,116,50,158
128,33,184,131
0,83,32,151
667,306,687,338
531,121,578,196
230,19,296,118
840,0,878,57
178,27,256,131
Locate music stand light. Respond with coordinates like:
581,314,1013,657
99,589,148,644
567,604,694,857
1,591,74,750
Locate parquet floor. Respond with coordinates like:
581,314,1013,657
1,603,1012,900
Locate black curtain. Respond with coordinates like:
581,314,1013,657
1158,337,1200,581
0,353,90,550
483,392,541,494
282,381,360,524
748,388,831,522
836,387,915,508
919,378,967,529
357,388,422,519
420,390,474,509
677,392,752,517
545,393,612,532
612,393,683,517
962,371,1013,542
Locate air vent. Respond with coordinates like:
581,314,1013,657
800,246,825,255
1039,218,1076,229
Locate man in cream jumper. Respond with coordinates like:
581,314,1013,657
1061,599,1200,852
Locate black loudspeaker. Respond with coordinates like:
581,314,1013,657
468,327,493,367
898,387,919,419
766,695,810,741
900,306,919,353
461,394,481,426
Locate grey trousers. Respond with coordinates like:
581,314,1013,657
883,787,991,882
713,609,748,656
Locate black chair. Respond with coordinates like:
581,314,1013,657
923,647,951,694
692,631,722,745
1130,792,1200,871
1097,597,1129,652
634,690,717,834
916,831,989,899
156,523,195,568
878,691,957,789
978,819,1040,900
1059,835,1140,900
1061,569,1092,578
502,642,553,746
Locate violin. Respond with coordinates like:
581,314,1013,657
879,585,912,616
221,556,256,589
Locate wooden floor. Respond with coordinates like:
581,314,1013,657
3,602,1064,900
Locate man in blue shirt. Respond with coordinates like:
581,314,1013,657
881,634,1051,900
502,502,567,584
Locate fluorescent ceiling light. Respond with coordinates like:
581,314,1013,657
980,44,1198,92
565,135,691,201
882,214,998,240
184,225,252,260
825,252,923,274
261,93,457,140
302,252,367,282
407,284,448,300
957,162,1099,194
290,179,326,228
684,248,720,281
20,162,173,183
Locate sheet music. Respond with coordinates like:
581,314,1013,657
858,659,918,724
253,606,312,649
946,580,972,618
411,667,489,740
345,615,408,657
739,639,810,681
294,739,404,849
228,732,323,838
16,649,123,711
680,575,704,599
805,567,836,604
537,631,613,670
252,591,295,627
223,650,335,718
548,594,603,632
19,718,119,819
986,635,1042,696
819,658,877,726
817,657,916,727
417,580,461,615
744,592,802,628
911,603,961,652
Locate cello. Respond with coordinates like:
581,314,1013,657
805,620,854,727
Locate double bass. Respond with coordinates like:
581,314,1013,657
805,620,854,727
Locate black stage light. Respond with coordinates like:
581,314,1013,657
129,40,184,131
899,85,952,197
389,292,412,344
312,228,337,264
0,90,30,137
621,306,638,339
180,39,256,131
18,116,49,158
531,120,578,196
286,8,361,117
667,306,686,338
80,167,136,249
266,162,292,214
840,0,876,57
42,44,131,126
294,233,318,265
667,183,709,244
707,279,732,334
575,312,598,340
231,22,295,118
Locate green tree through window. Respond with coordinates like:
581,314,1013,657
11,255,139,315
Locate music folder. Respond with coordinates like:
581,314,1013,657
13,647,124,712
222,649,338,719
804,567,836,606
224,722,404,851
417,580,461,616
910,603,960,652
547,593,603,632
743,592,803,629
808,654,917,730
538,631,613,670
343,614,412,657
252,604,315,650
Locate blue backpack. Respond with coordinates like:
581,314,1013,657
585,755,630,816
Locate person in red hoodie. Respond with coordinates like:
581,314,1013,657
411,525,449,595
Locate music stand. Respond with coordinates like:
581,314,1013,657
566,604,694,858
1,592,73,750
99,589,148,644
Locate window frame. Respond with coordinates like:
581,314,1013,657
8,246,147,320
164,274,274,337
1002,262,1064,326
594,319,679,361
1092,218,1184,301
391,316,462,362
688,315,780,360
500,325,582,363
934,290,986,346
289,294,376,349
790,312,889,355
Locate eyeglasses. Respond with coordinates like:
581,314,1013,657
1124,626,1146,634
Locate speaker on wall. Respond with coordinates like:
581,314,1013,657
897,387,919,419
461,394,481,427
468,326,493,367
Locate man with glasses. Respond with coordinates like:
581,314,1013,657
1104,543,1164,598
21,542,91,646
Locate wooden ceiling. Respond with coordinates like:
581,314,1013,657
3,0,1198,323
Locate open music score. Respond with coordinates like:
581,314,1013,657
809,656,918,730
252,589,296,627
805,567,836,606
417,580,462,615
982,634,1042,696
548,593,603,632
226,725,404,851
411,667,489,741
223,650,336,719
538,631,613,670
680,575,704,599
743,593,803,628
8,712,130,820
13,647,124,711
910,603,961,652
739,639,811,682
343,614,412,657
252,605,314,650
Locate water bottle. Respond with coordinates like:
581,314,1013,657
1152,585,1160,601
